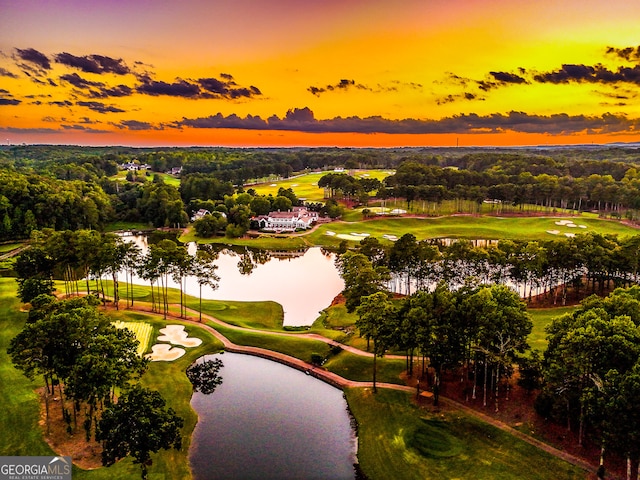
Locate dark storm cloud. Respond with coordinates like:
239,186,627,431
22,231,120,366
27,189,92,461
48,100,73,107
197,75,262,99
307,79,371,96
171,108,640,136
76,101,125,113
60,72,104,89
54,52,130,75
0,126,62,135
114,120,161,131
136,74,262,99
88,84,133,98
606,45,640,62
533,64,640,85
0,67,19,78
137,78,201,97
14,48,51,70
0,98,21,106
489,71,528,84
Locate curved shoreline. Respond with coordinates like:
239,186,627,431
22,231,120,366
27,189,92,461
130,303,595,476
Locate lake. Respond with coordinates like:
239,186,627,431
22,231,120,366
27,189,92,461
122,236,344,327
189,352,357,480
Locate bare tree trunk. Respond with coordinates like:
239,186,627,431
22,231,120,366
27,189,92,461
483,354,488,407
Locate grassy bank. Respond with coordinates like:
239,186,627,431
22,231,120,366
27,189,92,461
346,388,586,480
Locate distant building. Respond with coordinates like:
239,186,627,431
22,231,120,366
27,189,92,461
168,166,183,175
254,206,318,232
120,162,150,171
191,209,210,221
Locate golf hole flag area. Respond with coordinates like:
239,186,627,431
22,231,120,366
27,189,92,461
147,325,202,362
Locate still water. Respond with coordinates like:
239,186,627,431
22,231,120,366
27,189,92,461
189,353,357,480
122,236,344,327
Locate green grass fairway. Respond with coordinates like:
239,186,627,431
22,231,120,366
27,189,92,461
112,320,153,355
528,306,576,352
346,388,585,480
250,169,392,202
307,215,640,247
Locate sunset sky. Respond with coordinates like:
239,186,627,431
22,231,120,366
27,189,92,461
1,0,640,147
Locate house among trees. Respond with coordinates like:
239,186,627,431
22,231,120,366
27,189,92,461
191,209,211,221
254,206,318,232
120,162,150,171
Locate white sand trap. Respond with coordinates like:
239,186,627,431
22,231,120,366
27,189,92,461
565,233,576,238
383,234,398,241
292,184,298,186
337,234,368,241
566,223,577,228
579,225,587,228
270,183,277,186
147,344,186,362
390,209,406,214
157,325,202,347
555,220,571,226
325,230,336,236
350,232,370,237
546,230,560,235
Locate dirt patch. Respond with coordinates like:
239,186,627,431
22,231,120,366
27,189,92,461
36,387,103,469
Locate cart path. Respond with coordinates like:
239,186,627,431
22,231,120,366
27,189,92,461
125,303,596,476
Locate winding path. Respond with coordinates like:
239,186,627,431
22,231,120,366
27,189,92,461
128,302,597,476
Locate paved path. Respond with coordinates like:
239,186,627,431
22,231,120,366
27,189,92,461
124,303,597,476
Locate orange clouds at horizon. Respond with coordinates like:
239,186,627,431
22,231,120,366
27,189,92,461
1,0,640,147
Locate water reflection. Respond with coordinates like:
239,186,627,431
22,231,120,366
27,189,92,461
186,358,224,395
189,353,357,480
120,236,344,327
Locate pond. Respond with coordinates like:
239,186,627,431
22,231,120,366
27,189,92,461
189,352,358,480
122,236,344,327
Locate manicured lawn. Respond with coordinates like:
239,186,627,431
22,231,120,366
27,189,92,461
178,227,311,250
207,322,331,364
112,320,153,355
306,214,640,247
528,306,576,352
0,278,224,479
346,388,586,480
250,169,392,203
324,351,406,385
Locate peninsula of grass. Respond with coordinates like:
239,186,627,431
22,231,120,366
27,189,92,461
178,227,311,250
346,388,586,480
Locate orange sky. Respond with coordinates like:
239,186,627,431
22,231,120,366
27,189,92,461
1,0,640,147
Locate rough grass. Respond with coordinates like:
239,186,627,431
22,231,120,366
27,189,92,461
346,388,586,480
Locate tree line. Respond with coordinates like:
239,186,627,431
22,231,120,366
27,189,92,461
345,232,640,306
15,229,220,322
339,237,640,478
8,295,183,479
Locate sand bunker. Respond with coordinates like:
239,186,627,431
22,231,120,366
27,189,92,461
382,234,398,241
337,234,368,241
146,344,186,362
389,209,406,214
546,230,560,235
555,220,572,226
325,230,336,236
565,233,576,238
350,232,370,237
157,325,202,347
579,225,587,228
